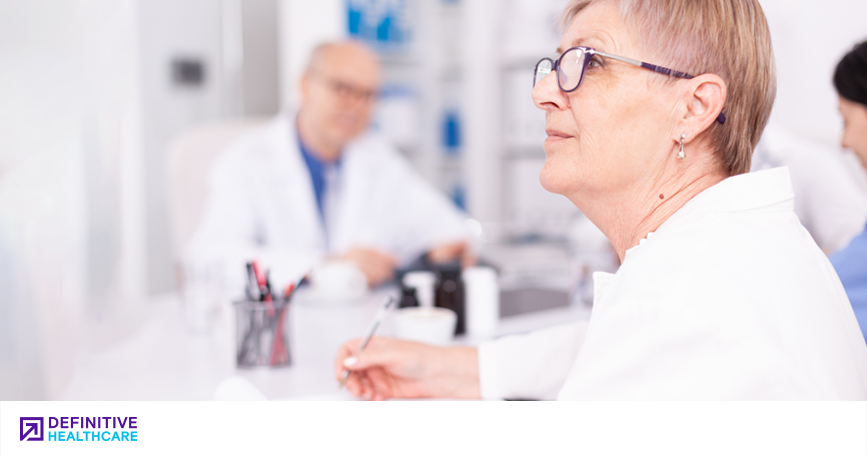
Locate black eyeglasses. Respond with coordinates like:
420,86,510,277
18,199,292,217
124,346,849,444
534,46,726,124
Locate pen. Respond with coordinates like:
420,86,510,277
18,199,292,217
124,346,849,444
269,273,309,366
338,296,396,390
245,263,261,301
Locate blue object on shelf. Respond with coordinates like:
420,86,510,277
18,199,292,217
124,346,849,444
451,183,466,211
442,110,461,155
347,0,411,46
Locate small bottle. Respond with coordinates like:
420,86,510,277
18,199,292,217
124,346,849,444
398,285,419,309
462,266,499,339
403,271,437,309
435,262,465,335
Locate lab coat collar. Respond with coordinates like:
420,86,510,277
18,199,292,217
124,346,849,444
675,166,794,215
596,167,796,307
623,166,794,259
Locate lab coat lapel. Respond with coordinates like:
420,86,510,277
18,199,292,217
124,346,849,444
329,142,362,254
329,137,381,254
267,114,327,252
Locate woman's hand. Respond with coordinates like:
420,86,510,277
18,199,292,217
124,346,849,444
334,337,481,401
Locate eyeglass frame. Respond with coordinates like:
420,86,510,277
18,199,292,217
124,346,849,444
310,73,379,104
534,46,726,125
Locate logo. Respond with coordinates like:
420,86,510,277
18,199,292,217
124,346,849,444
18,416,139,442
20,417,44,441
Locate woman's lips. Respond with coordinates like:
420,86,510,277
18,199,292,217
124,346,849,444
545,129,573,144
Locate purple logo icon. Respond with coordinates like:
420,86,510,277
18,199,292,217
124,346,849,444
20,417,44,441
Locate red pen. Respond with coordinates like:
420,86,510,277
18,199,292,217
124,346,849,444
269,273,306,366
252,261,275,317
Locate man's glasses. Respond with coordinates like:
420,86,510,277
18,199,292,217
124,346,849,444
315,76,378,104
534,46,726,124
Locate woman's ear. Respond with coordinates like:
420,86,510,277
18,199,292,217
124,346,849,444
679,74,727,142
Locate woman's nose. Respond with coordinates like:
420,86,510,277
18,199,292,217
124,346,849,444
532,71,567,112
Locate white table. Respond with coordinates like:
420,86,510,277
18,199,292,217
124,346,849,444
60,289,591,400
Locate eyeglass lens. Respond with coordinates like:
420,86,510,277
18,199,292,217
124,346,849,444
534,59,553,88
558,48,585,92
327,79,377,103
533,48,587,92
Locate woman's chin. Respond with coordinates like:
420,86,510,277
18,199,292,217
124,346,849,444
539,165,569,195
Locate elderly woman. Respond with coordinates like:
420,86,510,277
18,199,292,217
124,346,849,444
831,40,867,344
334,0,867,400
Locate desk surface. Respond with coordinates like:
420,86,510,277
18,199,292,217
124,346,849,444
60,290,591,401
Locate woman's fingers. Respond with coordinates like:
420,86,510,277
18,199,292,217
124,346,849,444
366,367,398,399
334,339,362,379
359,374,376,400
343,338,398,371
345,376,362,397
335,337,440,400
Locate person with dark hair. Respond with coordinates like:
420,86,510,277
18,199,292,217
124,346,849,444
831,40,867,344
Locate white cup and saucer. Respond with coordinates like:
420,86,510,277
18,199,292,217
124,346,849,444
393,271,457,346
393,307,457,346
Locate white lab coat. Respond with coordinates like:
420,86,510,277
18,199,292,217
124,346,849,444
752,124,867,253
186,112,471,289
478,168,867,400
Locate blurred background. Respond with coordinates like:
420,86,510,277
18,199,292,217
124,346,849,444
1,0,866,400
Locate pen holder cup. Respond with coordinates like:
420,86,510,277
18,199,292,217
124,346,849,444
234,299,291,368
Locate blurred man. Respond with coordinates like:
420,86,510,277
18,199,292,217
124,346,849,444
187,41,472,289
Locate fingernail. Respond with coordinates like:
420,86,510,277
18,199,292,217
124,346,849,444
343,356,358,367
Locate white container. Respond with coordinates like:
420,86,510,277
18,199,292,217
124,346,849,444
462,266,499,339
393,307,457,346
402,271,437,308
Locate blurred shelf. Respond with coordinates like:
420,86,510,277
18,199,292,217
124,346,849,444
501,56,545,72
503,146,545,158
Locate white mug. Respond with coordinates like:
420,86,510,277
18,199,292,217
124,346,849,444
393,307,457,346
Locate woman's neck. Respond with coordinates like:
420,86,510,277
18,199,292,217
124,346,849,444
574,154,726,262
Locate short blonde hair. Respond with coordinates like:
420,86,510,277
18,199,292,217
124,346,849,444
562,0,776,176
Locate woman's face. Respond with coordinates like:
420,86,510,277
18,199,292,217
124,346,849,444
532,2,680,201
839,97,867,169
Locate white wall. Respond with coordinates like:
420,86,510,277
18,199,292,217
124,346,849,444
462,0,505,231
0,0,143,399
137,0,242,294
0,0,284,399
278,0,346,108
242,0,281,116
760,0,867,149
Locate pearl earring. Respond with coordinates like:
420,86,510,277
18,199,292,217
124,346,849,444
677,133,686,160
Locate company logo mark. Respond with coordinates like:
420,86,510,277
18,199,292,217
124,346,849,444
20,417,44,441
